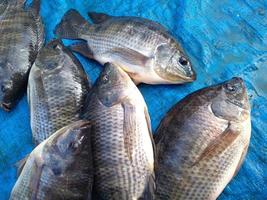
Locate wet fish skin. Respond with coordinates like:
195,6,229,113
55,10,196,85
154,77,251,200
10,120,94,200
0,0,44,111
28,40,91,145
83,63,155,200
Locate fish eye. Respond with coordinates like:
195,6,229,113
102,74,109,83
226,84,237,92
1,84,7,92
179,56,188,66
68,141,78,151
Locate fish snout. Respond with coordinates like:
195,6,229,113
179,62,196,82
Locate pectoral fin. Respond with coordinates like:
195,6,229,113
122,101,137,163
30,158,44,200
192,124,240,166
15,154,29,177
69,42,94,59
108,48,150,67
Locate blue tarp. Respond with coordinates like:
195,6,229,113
0,0,266,199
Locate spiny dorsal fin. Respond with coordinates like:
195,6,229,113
88,12,112,24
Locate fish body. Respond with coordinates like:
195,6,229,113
154,77,251,200
55,10,196,84
28,40,91,145
10,120,94,200
83,63,155,199
0,0,44,111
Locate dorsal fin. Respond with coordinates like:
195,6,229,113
30,0,41,15
88,12,112,24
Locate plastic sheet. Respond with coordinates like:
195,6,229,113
0,0,266,199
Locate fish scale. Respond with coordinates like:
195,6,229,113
83,64,154,199
155,78,251,200
0,2,44,110
28,41,90,145
84,19,168,57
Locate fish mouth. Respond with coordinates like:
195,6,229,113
168,70,197,84
1,102,11,112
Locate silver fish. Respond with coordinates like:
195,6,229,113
0,0,44,111
28,40,91,145
154,77,251,200
55,10,196,84
10,120,94,200
83,63,155,199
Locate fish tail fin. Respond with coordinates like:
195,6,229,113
55,9,88,39
15,154,29,177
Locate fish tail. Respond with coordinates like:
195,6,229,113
55,9,88,39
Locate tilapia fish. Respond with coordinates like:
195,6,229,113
83,63,155,199
10,120,93,200
154,77,251,200
55,9,196,84
28,40,91,145
0,0,44,111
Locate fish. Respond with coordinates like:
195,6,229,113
55,9,196,85
154,77,251,200
9,120,94,200
82,63,155,199
27,39,91,145
0,0,44,111
155,77,251,200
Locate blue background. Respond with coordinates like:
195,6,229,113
0,0,266,199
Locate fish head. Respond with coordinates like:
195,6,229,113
211,77,250,122
153,43,196,84
0,70,26,111
35,40,65,71
95,63,134,106
44,120,92,175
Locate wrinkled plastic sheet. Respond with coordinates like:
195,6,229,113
0,0,266,199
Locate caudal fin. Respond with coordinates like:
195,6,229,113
55,9,88,39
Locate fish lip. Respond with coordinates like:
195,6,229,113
170,71,197,83
1,102,11,112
